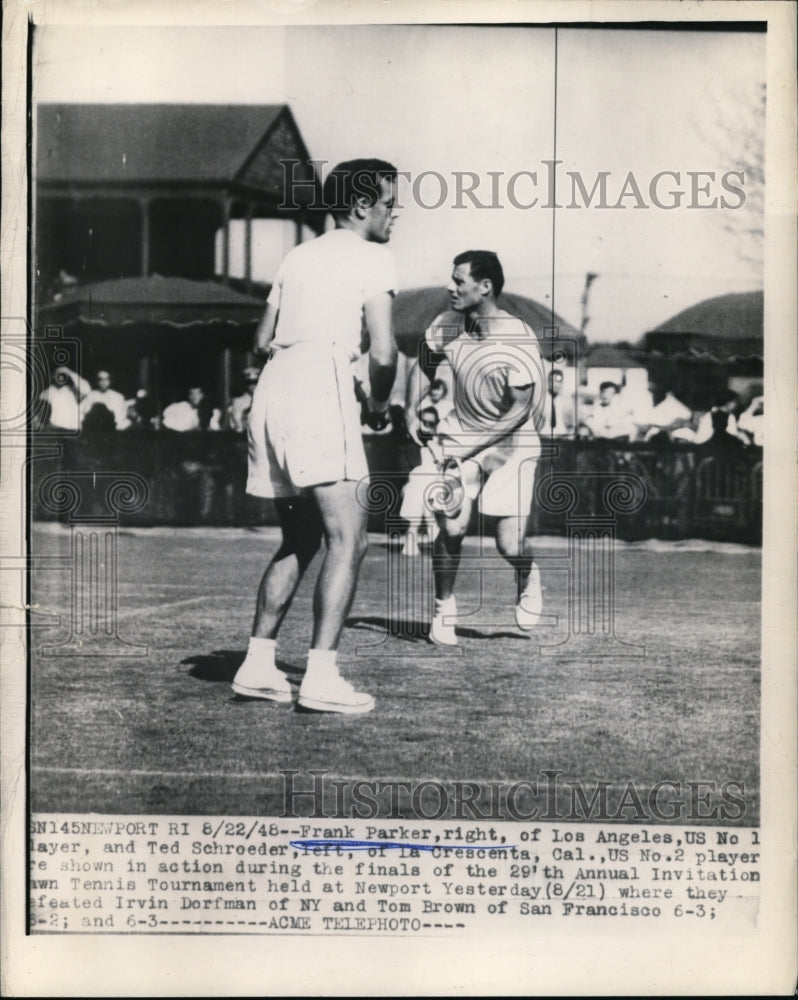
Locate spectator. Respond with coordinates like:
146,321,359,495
682,391,744,445
37,365,90,432
579,381,634,441
126,389,159,429
162,386,221,432
698,409,746,452
81,369,130,430
540,369,576,437
424,378,454,421
633,380,692,441
162,386,223,520
78,403,118,498
81,402,117,437
737,395,763,447
225,366,260,432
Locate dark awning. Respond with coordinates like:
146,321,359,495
584,343,645,368
38,274,267,329
393,286,584,359
641,290,764,361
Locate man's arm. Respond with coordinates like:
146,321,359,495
253,303,278,357
364,291,397,407
445,383,535,462
56,367,90,399
404,358,431,445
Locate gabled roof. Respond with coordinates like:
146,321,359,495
36,104,310,186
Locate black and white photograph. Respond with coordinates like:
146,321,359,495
2,0,796,995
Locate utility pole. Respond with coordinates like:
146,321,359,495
580,272,598,338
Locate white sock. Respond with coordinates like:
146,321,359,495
234,637,279,686
522,564,541,594
435,596,456,616
244,636,276,667
306,648,338,673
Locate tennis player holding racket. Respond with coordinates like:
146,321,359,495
408,250,547,646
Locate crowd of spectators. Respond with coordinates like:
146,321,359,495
35,366,261,435
396,359,763,456
34,358,763,535
36,362,764,454
568,376,763,449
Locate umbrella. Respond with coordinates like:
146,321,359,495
38,274,266,329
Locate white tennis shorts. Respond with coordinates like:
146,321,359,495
440,430,540,519
246,345,368,498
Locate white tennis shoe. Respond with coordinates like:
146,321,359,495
430,596,458,646
231,659,293,703
298,669,375,714
515,564,544,631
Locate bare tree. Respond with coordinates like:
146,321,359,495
696,81,765,275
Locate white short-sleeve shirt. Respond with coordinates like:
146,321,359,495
425,309,545,437
267,229,398,361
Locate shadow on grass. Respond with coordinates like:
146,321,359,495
182,649,304,682
371,538,436,551
346,615,429,642
346,615,529,643
456,627,531,641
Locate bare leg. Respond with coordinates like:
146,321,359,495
432,495,474,600
495,514,534,600
309,480,369,650
252,496,322,638
295,480,374,713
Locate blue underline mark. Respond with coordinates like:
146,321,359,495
290,839,514,852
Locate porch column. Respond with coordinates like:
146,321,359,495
244,204,253,291
221,348,232,418
138,197,151,276
136,355,150,393
221,196,231,285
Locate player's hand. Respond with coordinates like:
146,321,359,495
365,396,391,431
407,419,428,447
354,376,391,431
363,397,391,431
426,437,445,467
360,389,391,431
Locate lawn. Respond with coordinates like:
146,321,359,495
28,524,760,822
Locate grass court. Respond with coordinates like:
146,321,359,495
29,524,760,823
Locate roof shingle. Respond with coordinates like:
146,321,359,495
36,104,288,183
